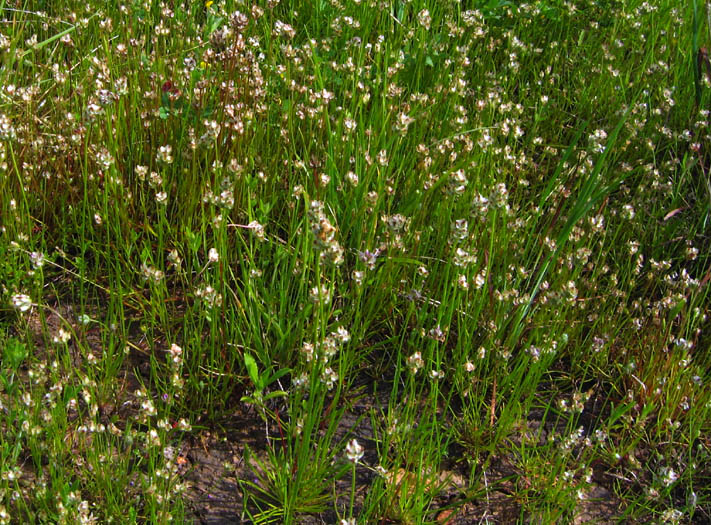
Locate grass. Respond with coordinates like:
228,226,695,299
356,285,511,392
0,0,710,523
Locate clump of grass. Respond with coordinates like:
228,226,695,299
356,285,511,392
0,0,710,523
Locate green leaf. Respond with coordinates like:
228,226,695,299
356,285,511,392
244,352,262,390
206,14,224,36
387,256,424,266
266,367,291,386
185,228,202,254
263,391,288,402
608,401,634,427
2,337,27,370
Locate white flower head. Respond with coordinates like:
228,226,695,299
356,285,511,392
155,191,168,204
157,144,173,164
11,294,32,312
345,439,364,463
52,328,71,345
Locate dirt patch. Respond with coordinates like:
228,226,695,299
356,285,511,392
179,408,283,524
178,399,624,524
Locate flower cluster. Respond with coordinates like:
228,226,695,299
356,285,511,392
308,200,344,265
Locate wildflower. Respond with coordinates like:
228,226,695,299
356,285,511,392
453,247,475,267
407,352,424,374
343,118,357,133
301,342,315,362
428,325,446,342
142,399,157,418
201,120,221,143
176,418,192,431
622,204,635,220
358,248,380,270
141,262,165,283
527,345,540,362
661,467,678,487
292,373,308,390
135,165,148,181
321,367,338,390
273,20,296,39
11,294,32,312
450,219,468,241
156,144,173,164
84,102,104,122
429,369,445,380
382,213,409,233
52,328,71,345
471,270,485,289
172,372,184,390
457,274,469,290
246,220,266,240
333,326,350,343
169,344,183,366
489,183,509,208
155,191,168,204
195,286,223,308
472,193,489,215
168,249,182,269
97,148,114,169
147,429,161,446
352,270,365,285
418,9,432,30
208,247,219,263
345,439,364,463
589,214,605,232
0,114,16,140
309,284,331,304
229,11,249,32
308,201,344,265
148,171,162,188
660,509,683,523
394,112,415,135
320,337,339,362
30,251,45,269
447,170,468,196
